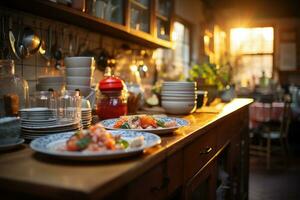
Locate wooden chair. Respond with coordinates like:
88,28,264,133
250,100,291,169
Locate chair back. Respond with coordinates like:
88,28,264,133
280,100,291,139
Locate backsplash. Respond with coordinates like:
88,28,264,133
0,6,156,95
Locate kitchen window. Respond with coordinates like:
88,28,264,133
155,20,191,80
230,27,274,86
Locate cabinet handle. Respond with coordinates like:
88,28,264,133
199,147,212,155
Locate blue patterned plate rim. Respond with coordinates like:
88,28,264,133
30,131,161,159
100,117,189,131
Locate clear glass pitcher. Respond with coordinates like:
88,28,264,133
0,60,29,117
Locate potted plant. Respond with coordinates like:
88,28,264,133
188,62,233,104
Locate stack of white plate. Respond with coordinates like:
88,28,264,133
81,108,92,129
19,108,81,140
65,57,95,97
36,76,65,91
161,81,197,114
19,108,56,120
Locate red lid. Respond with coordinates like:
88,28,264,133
99,76,124,91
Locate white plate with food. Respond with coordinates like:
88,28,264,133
30,124,161,160
100,115,189,135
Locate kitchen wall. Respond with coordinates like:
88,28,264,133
0,6,155,95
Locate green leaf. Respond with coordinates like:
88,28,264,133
117,139,129,149
156,120,165,127
120,122,131,129
76,137,91,149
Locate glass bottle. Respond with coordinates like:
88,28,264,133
0,60,29,117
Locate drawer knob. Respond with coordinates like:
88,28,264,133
199,147,212,155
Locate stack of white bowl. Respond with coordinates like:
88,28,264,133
161,81,197,114
36,76,64,91
64,57,95,97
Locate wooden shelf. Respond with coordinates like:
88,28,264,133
1,0,173,49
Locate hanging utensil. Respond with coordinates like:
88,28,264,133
17,20,41,59
39,22,47,58
52,27,63,69
68,31,74,56
97,49,109,71
7,16,20,60
42,25,52,61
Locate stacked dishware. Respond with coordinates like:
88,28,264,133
161,81,197,114
65,57,95,97
81,108,92,129
19,90,82,140
36,76,65,91
19,108,81,140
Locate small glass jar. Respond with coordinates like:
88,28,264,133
97,71,127,120
0,60,29,117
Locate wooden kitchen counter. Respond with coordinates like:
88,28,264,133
0,98,253,200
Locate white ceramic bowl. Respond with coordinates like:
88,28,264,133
161,96,196,101
161,90,196,95
161,93,196,97
66,76,92,86
162,100,196,114
38,76,64,84
162,86,196,91
64,57,95,68
66,85,91,97
163,81,196,86
66,67,95,77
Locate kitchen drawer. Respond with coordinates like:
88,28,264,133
217,110,246,149
184,131,217,181
127,162,167,200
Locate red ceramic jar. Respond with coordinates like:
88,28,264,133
96,76,127,120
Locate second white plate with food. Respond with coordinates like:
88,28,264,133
100,115,189,134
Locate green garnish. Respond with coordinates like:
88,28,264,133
116,139,129,149
76,137,91,149
157,120,165,127
120,122,131,129
75,130,82,137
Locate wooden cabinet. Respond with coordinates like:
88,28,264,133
182,108,249,200
1,0,174,48
106,108,250,200
183,159,217,200
0,99,252,200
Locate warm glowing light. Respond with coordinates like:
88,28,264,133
172,31,178,41
204,35,209,46
160,27,165,35
230,27,274,54
142,65,148,72
130,64,138,72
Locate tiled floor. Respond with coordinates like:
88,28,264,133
249,154,300,200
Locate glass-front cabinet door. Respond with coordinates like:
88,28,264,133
129,0,151,33
155,0,173,40
87,0,125,24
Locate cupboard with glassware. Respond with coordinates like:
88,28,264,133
1,0,174,48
